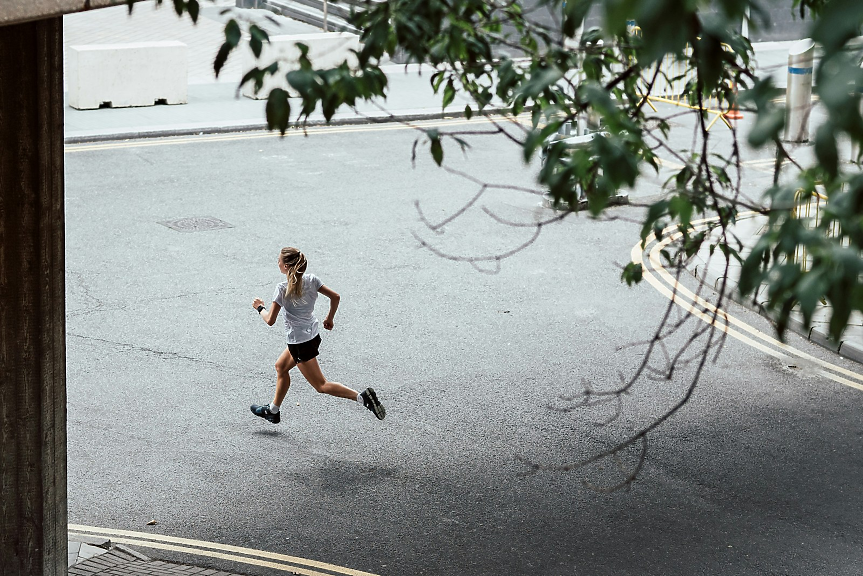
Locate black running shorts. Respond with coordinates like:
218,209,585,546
287,334,321,363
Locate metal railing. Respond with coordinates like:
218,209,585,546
791,187,847,272
631,27,740,131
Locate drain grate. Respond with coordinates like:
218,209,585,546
158,217,234,233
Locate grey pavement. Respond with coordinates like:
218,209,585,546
63,113,863,576
59,4,863,574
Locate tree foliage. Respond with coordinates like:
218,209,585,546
280,1,861,340
138,0,863,344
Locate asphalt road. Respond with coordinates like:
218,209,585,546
65,119,863,576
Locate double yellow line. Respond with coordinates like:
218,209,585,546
69,524,381,576
633,215,863,391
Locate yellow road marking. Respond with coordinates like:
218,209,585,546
655,157,685,170
69,524,380,576
631,216,863,392
648,224,863,384
69,534,335,576
64,115,529,153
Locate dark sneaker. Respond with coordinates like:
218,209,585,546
360,388,386,421
250,403,280,424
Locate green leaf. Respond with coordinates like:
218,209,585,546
286,69,316,96
431,71,446,92
516,67,564,100
442,79,456,109
214,42,232,78
693,25,724,94
250,36,262,59
621,261,644,286
464,104,473,120
747,108,784,148
669,195,694,228
240,67,263,94
225,19,242,48
562,0,591,38
249,25,269,59
430,135,444,166
811,0,863,54
523,121,562,163
814,123,839,178
187,0,199,23
266,88,291,135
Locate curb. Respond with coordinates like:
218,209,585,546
113,543,151,561
690,262,863,365
63,105,512,145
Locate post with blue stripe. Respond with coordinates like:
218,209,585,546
784,38,815,143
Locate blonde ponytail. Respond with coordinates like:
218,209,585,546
280,247,307,301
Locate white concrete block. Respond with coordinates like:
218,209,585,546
241,32,360,100
67,41,188,110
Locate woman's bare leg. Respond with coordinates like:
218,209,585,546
274,347,297,406
296,357,359,400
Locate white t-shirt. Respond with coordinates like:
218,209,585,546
273,273,324,344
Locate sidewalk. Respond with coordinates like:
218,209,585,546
62,1,484,143
68,534,246,576
61,6,804,144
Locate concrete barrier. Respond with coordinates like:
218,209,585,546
67,41,188,110
241,32,359,100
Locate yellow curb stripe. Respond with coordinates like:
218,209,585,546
648,217,863,384
632,220,863,392
69,533,337,576
632,240,791,362
634,239,863,393
69,525,380,576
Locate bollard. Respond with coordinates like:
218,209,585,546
852,59,863,165
784,39,815,143
852,95,863,165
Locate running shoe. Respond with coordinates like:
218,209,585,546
250,403,280,424
360,388,386,421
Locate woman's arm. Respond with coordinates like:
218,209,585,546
318,285,340,330
252,298,281,326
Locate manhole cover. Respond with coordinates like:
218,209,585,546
158,217,234,233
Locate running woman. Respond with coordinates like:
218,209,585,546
250,247,386,423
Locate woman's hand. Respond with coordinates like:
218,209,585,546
323,317,334,330
252,297,264,310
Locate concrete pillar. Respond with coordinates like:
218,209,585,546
0,17,68,576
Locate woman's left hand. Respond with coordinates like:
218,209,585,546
252,297,264,310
